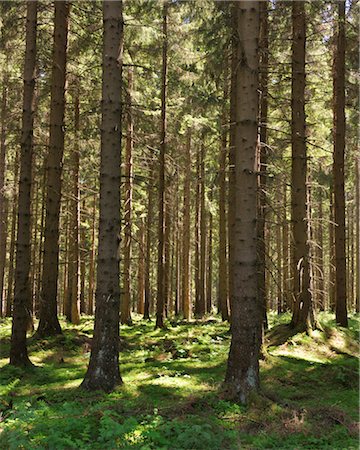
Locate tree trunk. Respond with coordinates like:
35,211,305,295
0,79,8,317
10,1,37,366
88,194,97,315
194,147,201,316
6,150,19,317
218,74,229,321
36,1,69,337
333,0,348,327
144,159,154,320
156,3,168,329
137,218,145,315
81,0,123,392
329,185,336,311
258,1,269,328
66,80,80,324
290,1,312,330
225,1,261,404
122,68,134,325
199,142,206,317
356,156,360,312
207,187,213,313
182,129,191,320
282,182,290,311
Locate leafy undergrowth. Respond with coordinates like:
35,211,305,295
0,312,358,449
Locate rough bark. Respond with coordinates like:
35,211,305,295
156,3,168,329
258,1,269,328
122,68,134,325
356,156,360,312
0,79,8,317
10,1,38,366
333,0,348,327
65,81,80,324
225,1,262,404
137,218,145,315
218,75,229,321
290,1,312,329
199,142,206,317
182,130,191,320
36,1,69,337
88,194,97,315
144,160,154,320
81,0,123,392
206,187,213,313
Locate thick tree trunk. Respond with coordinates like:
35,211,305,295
182,130,191,320
10,1,37,366
225,1,261,404
156,3,167,329
66,81,80,324
333,0,348,327
81,0,123,392
36,1,69,337
290,1,312,329
122,68,133,325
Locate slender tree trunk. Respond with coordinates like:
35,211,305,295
199,142,206,317
0,79,8,317
207,187,213,313
290,1,312,329
6,151,19,317
218,75,229,321
329,185,336,311
122,68,134,325
81,0,123,392
36,1,69,337
194,147,201,316
228,3,237,321
333,0,348,327
164,188,171,317
258,1,269,328
276,185,282,314
282,182,290,311
356,156,360,312
137,217,145,315
66,81,80,324
88,194,97,315
182,130,191,320
225,1,261,404
156,3,168,329
317,189,325,310
80,214,86,315
144,160,154,320
10,1,38,366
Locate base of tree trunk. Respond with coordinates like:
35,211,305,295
9,354,34,368
34,319,62,339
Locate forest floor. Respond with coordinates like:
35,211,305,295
0,312,359,449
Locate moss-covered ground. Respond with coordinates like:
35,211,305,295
0,312,359,449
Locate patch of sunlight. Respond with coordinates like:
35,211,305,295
270,347,328,364
148,374,212,392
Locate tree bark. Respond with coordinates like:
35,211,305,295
156,3,168,329
218,74,229,321
36,1,69,337
199,142,206,317
225,1,261,404
137,217,145,315
290,1,312,329
356,156,360,312
333,0,348,327
144,159,154,320
182,129,191,320
122,68,134,325
206,187,213,313
0,79,8,317
88,194,97,315
81,0,123,392
10,1,38,366
65,80,80,324
258,0,269,328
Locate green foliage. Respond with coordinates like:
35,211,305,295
0,314,358,449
